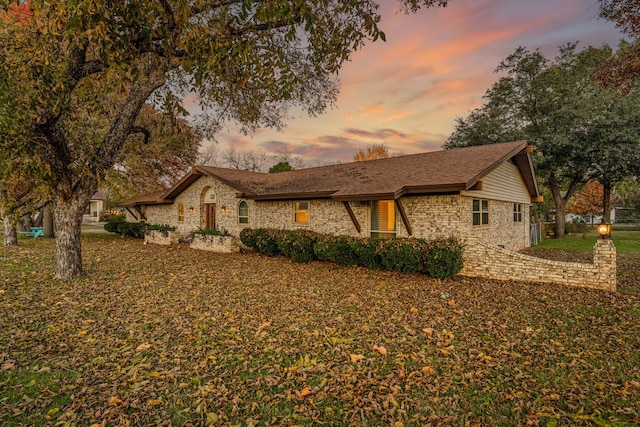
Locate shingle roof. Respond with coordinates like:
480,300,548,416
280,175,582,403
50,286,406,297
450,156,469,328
119,141,539,206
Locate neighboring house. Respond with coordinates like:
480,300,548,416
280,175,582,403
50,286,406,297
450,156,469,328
119,141,541,250
83,190,106,222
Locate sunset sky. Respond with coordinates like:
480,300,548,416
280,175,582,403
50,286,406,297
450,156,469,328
199,0,626,166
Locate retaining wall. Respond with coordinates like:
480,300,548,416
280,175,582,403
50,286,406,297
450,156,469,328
461,239,616,291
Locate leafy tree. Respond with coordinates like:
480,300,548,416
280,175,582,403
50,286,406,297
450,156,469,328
445,43,640,238
0,0,448,279
353,143,393,161
566,181,616,221
269,161,294,173
597,0,640,93
103,105,201,203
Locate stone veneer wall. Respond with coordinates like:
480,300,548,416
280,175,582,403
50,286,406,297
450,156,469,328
129,181,531,250
190,234,240,253
461,239,616,291
143,230,179,245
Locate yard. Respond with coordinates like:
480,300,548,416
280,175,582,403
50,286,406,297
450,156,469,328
1,234,639,426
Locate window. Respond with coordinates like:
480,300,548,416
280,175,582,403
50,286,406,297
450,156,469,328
238,201,249,224
294,201,309,223
472,199,488,226
371,200,396,238
513,203,523,222
178,203,185,222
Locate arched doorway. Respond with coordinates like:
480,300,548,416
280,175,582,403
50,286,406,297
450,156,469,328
201,187,216,229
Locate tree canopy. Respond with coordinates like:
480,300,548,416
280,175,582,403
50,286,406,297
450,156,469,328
0,0,448,278
268,161,294,173
597,0,640,92
353,143,393,161
446,43,640,237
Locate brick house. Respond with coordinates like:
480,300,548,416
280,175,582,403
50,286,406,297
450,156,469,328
119,141,541,250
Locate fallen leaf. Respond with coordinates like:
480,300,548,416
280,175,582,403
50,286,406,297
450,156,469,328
422,327,434,334
350,354,365,363
300,386,311,396
409,307,418,313
146,399,162,408
447,299,456,306
136,342,152,352
422,366,434,374
372,345,387,355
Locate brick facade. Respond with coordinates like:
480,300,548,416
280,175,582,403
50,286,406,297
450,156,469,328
127,176,531,251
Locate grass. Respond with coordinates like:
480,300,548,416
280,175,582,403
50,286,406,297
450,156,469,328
537,229,640,253
1,234,639,426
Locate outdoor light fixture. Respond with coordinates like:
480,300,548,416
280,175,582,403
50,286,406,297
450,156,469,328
597,219,611,239
221,206,227,214
188,206,195,213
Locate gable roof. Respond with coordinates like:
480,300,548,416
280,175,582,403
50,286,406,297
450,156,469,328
119,141,539,207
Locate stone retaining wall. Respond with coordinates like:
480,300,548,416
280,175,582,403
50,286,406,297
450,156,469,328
144,230,179,246
461,238,616,291
190,234,240,253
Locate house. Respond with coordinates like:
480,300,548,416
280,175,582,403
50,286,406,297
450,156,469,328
119,141,541,250
83,190,106,223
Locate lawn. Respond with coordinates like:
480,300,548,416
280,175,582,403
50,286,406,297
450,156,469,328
1,234,639,426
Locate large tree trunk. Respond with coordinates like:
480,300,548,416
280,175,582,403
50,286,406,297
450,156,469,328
548,172,583,239
3,214,18,247
43,204,54,238
52,182,95,280
602,182,612,223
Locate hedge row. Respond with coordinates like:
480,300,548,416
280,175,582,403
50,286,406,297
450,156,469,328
239,228,465,279
103,217,174,239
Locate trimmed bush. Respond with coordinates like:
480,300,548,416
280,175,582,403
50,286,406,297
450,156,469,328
118,222,145,238
423,237,465,279
193,227,229,236
236,228,464,278
104,214,125,233
379,238,425,273
254,228,280,256
351,238,383,270
277,230,317,263
313,235,359,266
146,224,176,232
239,228,258,249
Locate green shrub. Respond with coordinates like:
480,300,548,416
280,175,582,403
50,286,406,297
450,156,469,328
104,214,126,233
313,235,359,265
254,228,281,256
193,227,229,236
146,224,176,232
104,221,122,233
351,238,383,270
423,237,465,279
277,230,317,263
104,213,125,223
118,222,145,238
379,238,425,273
239,228,258,249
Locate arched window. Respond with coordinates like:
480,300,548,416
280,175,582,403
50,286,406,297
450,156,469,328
238,201,249,224
178,203,185,222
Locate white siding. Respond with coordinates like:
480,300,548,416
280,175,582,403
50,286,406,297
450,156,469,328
462,161,531,204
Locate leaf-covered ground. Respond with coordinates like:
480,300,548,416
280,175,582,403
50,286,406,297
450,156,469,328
1,235,639,426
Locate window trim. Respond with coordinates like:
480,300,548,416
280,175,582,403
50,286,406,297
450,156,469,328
294,201,309,223
238,200,249,224
513,203,523,223
178,203,185,222
472,198,489,226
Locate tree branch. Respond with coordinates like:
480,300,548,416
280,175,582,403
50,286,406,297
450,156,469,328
130,126,152,145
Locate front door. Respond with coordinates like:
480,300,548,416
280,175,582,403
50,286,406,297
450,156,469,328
206,204,216,229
